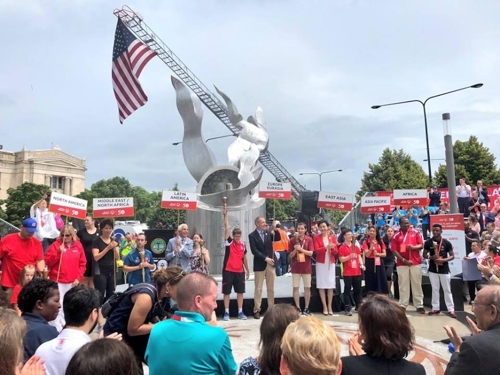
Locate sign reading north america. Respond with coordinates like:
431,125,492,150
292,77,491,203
49,192,88,219
93,197,134,218
161,190,197,210
258,181,292,200
317,191,354,211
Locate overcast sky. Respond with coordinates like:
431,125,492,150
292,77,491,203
2,0,499,197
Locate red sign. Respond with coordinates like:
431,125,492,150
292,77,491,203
360,196,391,214
161,191,197,211
317,191,354,211
258,181,292,200
488,185,500,210
430,214,465,231
49,192,88,220
393,189,428,206
93,197,134,218
437,188,450,205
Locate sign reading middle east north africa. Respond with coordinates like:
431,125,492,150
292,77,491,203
393,189,428,206
93,197,134,218
317,191,354,211
161,190,197,210
49,192,88,219
258,181,292,200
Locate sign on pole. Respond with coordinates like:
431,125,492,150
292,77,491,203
360,196,391,214
161,191,197,211
93,197,134,218
317,191,354,211
258,181,292,200
429,214,466,276
393,189,428,206
49,192,87,219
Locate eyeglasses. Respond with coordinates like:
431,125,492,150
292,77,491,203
62,234,72,237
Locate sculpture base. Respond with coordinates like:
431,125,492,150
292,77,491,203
187,200,266,274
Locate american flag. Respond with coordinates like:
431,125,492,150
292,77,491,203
112,19,156,123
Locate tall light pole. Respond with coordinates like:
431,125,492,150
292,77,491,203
371,83,483,184
172,134,235,146
299,169,343,191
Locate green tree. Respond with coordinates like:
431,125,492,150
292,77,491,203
265,198,299,221
433,136,500,187
2,182,51,227
358,148,428,197
147,190,187,229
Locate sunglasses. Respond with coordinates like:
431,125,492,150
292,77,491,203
62,234,72,237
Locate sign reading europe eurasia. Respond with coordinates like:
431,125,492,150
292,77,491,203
360,196,391,214
393,189,428,206
317,192,354,211
93,197,134,218
49,192,88,219
161,190,197,211
258,181,292,200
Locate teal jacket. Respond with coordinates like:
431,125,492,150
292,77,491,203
145,311,237,375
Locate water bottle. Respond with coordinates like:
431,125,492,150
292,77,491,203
421,259,428,274
448,342,455,353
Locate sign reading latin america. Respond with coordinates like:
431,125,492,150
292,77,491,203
161,190,198,210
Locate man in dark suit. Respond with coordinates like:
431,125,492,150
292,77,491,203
444,284,500,374
248,216,280,319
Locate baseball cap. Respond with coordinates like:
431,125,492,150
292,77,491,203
275,220,281,225
22,218,37,233
432,185,437,189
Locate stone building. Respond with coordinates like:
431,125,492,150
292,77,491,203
0,146,86,201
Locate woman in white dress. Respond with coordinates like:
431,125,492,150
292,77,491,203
313,220,338,315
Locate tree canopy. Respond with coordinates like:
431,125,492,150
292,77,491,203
265,198,299,222
2,182,51,227
357,148,429,197
433,135,500,187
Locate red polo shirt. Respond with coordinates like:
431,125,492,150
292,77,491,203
338,243,362,277
361,238,386,258
391,229,423,266
287,235,314,274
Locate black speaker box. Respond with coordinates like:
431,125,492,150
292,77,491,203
299,191,319,216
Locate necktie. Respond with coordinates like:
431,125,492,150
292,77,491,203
260,231,265,241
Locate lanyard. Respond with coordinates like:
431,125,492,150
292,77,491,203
436,238,443,256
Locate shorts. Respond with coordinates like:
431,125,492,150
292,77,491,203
385,263,394,281
292,273,312,288
222,270,245,295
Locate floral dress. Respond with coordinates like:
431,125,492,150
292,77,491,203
189,249,209,274
238,357,260,375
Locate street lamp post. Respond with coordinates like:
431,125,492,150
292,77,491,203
371,83,483,184
299,169,343,191
172,134,235,146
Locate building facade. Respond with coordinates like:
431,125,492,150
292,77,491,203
0,146,86,201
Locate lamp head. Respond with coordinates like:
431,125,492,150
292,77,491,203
470,83,483,89
371,105,381,109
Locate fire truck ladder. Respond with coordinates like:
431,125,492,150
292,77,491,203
114,6,306,198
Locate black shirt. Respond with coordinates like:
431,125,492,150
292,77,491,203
424,237,453,274
77,228,101,255
465,229,480,255
92,237,115,272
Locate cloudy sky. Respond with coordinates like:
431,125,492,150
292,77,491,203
2,0,499,197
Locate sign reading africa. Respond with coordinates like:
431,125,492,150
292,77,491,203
393,189,428,206
49,192,88,219
360,196,391,214
161,190,197,210
317,191,354,211
93,197,134,218
258,181,292,200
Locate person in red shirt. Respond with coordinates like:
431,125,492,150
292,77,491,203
391,217,425,313
45,225,86,332
287,222,314,315
361,225,388,295
222,210,250,321
0,218,45,290
11,264,36,315
338,230,365,316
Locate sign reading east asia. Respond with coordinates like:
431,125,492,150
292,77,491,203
161,190,197,210
360,196,391,214
49,192,88,219
393,189,428,205
93,197,134,218
317,192,354,211
258,181,292,200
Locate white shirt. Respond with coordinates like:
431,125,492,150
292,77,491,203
35,328,91,375
456,184,471,198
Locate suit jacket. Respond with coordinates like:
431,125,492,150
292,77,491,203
313,234,337,264
165,236,193,271
341,355,425,375
445,322,500,375
248,229,281,272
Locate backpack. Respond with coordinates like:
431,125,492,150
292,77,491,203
101,283,156,319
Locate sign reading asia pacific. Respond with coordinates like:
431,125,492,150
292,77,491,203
258,181,292,200
317,191,354,211
49,192,88,219
161,190,197,211
360,196,392,214
93,197,135,218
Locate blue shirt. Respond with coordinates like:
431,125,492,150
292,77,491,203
124,248,154,285
22,312,58,361
408,208,419,227
165,237,194,271
145,311,237,375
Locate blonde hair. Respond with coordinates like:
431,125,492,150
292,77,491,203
0,309,26,375
60,225,78,241
281,316,341,375
19,264,36,286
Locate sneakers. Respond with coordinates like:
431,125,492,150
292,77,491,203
302,308,311,316
296,307,302,315
238,311,247,320
428,310,440,316
344,310,353,316
417,307,426,315
447,311,457,319
223,312,230,321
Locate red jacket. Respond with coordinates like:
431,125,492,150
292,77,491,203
313,234,338,264
45,239,86,283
